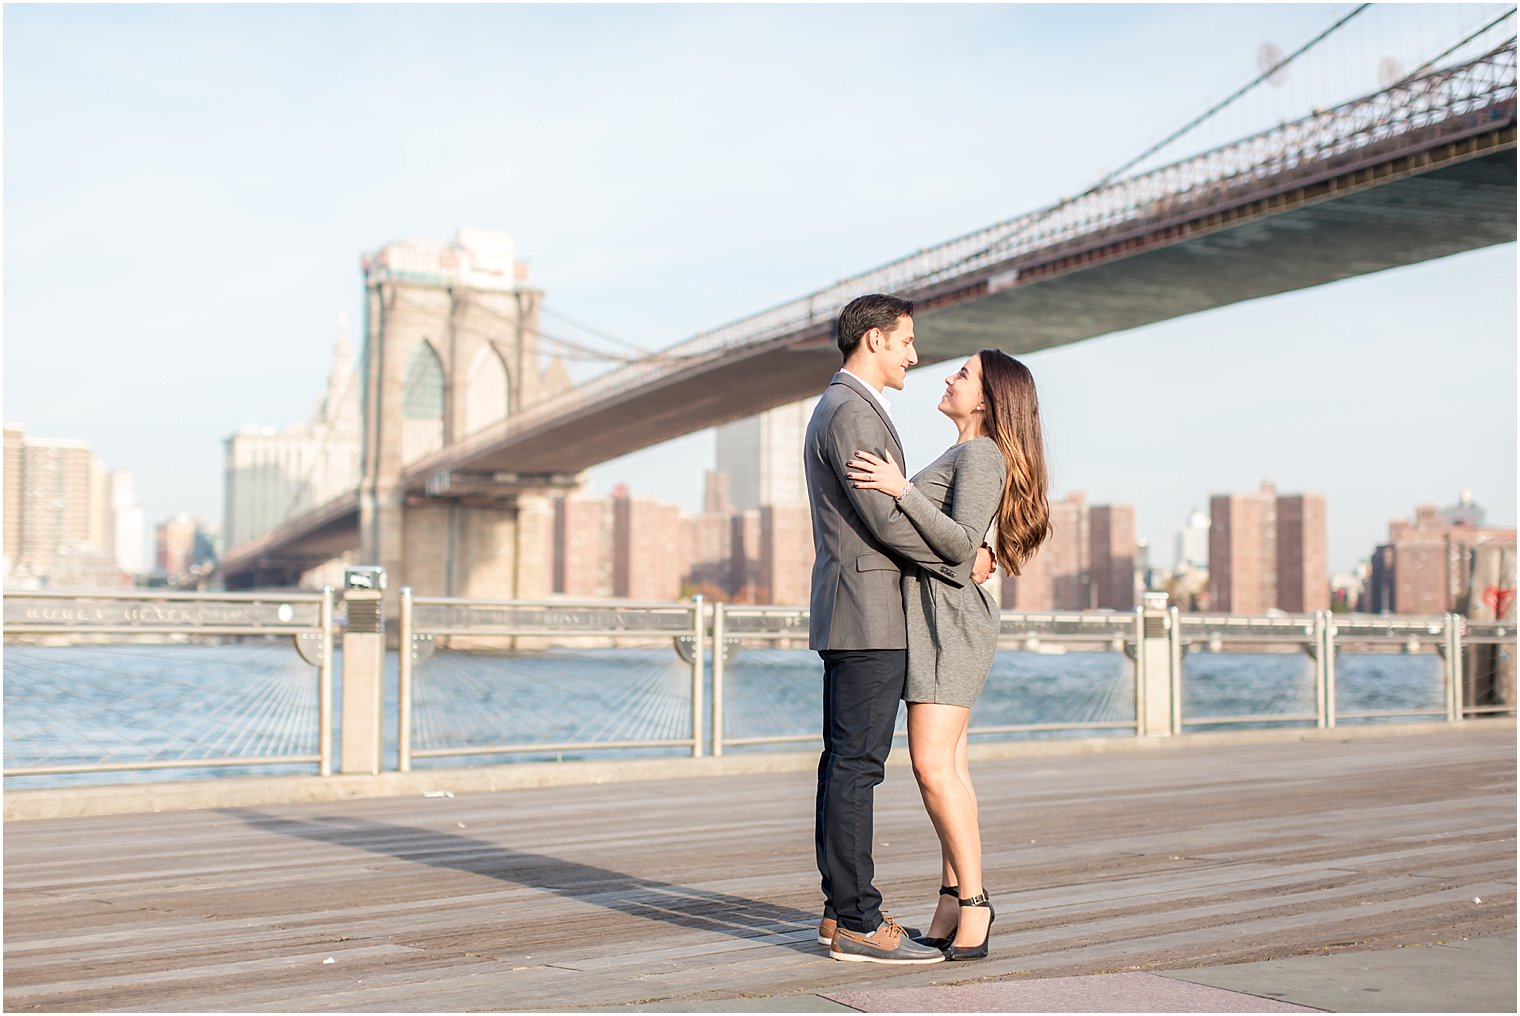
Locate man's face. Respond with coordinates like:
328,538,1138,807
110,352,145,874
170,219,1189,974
873,314,918,391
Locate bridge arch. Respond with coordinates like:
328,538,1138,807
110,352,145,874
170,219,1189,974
401,339,445,465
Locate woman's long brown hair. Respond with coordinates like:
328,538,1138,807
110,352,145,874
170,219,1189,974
977,349,1050,575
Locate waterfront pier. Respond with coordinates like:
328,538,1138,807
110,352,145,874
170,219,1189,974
4,724,1514,1012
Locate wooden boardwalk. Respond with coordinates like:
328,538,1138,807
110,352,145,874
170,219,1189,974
4,726,1515,1012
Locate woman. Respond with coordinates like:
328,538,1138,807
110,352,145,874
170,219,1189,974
847,348,1050,961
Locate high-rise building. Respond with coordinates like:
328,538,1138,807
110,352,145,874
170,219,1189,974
1174,509,1210,572
695,400,820,604
732,510,763,601
611,485,682,600
156,514,201,579
1364,545,1397,613
1002,535,1051,611
1276,494,1329,612
1210,482,1326,614
760,504,815,606
1210,489,1269,615
702,470,733,515
714,398,818,512
109,470,146,575
223,320,362,549
1363,498,1516,615
1089,504,1136,610
681,511,736,595
5,431,117,587
553,496,614,598
3,426,148,588
1003,492,1136,611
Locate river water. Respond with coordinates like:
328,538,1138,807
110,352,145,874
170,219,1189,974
3,642,1448,787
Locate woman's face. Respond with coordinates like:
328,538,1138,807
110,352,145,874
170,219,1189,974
938,355,985,422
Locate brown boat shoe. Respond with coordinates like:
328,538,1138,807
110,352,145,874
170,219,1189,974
829,915,944,964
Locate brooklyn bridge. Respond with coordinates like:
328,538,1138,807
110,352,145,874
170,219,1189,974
220,37,1517,592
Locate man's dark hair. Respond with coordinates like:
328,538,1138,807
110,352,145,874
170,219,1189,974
835,294,914,361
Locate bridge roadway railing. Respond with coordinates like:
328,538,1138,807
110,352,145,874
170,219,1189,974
417,39,1518,483
2,587,336,779
4,590,1512,784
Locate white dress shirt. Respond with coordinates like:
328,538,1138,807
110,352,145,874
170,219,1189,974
840,368,892,418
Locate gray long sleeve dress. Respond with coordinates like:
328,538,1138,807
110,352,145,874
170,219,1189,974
896,436,1006,706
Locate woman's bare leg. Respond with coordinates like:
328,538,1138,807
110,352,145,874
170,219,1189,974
909,702,988,946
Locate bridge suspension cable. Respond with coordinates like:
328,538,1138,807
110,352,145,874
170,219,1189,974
539,304,651,357
1091,3,1370,191
391,291,643,365
1394,7,1518,88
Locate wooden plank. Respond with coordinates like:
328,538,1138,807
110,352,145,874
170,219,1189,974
4,727,1513,1012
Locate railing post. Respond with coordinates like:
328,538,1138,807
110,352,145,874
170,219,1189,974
1453,614,1466,721
340,566,386,775
1168,604,1183,736
398,586,414,773
1137,593,1173,737
1132,607,1146,737
318,585,335,776
690,596,706,758
711,601,726,757
1444,613,1465,723
1312,612,1328,730
1324,612,1338,729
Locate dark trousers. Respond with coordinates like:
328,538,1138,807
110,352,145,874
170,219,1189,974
815,648,905,933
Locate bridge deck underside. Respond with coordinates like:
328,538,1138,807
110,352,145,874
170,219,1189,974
473,148,1515,476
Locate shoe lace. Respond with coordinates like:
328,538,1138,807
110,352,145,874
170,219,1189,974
881,915,909,939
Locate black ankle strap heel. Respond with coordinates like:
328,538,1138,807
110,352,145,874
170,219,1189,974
944,890,994,961
939,884,959,897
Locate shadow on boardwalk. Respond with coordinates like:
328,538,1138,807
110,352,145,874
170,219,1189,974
220,808,821,954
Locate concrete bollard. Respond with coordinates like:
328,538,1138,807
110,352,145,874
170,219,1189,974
341,566,386,775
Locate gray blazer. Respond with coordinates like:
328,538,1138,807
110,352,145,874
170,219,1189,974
805,372,972,650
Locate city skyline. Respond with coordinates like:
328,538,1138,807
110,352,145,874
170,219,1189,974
4,4,1515,577
6,391,1512,607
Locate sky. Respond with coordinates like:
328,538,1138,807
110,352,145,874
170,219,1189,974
4,3,1515,576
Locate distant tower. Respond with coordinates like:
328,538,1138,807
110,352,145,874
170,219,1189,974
110,470,146,575
1440,489,1486,528
714,398,818,512
358,228,568,597
1174,509,1210,571
223,319,363,550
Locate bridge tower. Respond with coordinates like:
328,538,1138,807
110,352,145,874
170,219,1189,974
358,228,574,599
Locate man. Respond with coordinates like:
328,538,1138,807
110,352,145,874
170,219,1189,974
805,293,993,964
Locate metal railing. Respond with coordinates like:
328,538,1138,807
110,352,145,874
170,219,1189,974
2,588,335,777
1173,612,1513,731
5,589,1512,786
397,591,706,771
1175,613,1331,730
